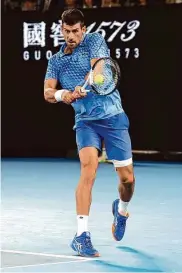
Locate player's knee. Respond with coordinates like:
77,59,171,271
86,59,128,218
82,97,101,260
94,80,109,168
117,165,135,185
81,161,98,177
120,174,135,185
81,158,98,182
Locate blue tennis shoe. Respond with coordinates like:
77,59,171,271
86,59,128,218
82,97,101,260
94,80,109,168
112,199,129,241
71,231,100,257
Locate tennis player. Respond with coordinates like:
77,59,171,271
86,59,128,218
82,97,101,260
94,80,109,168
44,9,135,257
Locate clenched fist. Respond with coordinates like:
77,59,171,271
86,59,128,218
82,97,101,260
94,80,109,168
72,86,87,99
62,91,75,104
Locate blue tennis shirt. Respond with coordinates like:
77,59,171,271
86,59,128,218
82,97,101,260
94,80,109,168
45,32,123,124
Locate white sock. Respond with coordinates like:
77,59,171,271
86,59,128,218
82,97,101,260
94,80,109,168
102,148,107,158
118,199,129,215
77,215,89,236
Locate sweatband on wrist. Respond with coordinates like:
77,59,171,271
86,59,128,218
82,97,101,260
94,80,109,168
54,89,68,102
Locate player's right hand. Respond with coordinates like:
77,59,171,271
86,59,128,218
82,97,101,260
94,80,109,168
73,86,87,99
62,91,76,104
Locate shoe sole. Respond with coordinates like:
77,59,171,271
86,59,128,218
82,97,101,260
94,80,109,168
112,199,126,241
112,223,119,241
112,200,120,241
80,252,100,257
71,244,100,257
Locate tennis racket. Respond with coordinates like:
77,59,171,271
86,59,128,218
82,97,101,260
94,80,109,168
81,57,121,96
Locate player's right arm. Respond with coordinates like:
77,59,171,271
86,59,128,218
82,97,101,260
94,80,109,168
44,78,58,103
44,56,78,104
44,79,74,104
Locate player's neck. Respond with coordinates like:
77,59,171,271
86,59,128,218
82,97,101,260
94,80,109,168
64,46,74,54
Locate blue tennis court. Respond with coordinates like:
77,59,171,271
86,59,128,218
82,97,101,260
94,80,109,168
1,159,182,272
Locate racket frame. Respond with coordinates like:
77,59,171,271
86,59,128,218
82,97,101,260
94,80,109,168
81,57,121,95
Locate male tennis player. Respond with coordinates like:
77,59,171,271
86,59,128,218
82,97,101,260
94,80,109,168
44,9,135,257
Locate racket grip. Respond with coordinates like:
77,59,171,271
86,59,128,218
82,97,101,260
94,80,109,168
80,87,86,93
72,90,85,100
81,76,91,91
81,83,87,91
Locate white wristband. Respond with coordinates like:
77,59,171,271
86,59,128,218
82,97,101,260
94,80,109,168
54,89,68,102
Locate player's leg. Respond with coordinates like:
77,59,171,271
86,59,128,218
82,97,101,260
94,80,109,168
76,146,98,219
112,129,134,219
116,163,135,216
71,122,101,257
103,112,135,241
112,162,135,241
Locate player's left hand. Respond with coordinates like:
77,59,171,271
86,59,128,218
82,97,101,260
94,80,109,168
73,86,87,99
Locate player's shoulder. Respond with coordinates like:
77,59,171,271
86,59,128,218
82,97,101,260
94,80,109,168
85,32,104,44
47,51,61,66
49,52,60,62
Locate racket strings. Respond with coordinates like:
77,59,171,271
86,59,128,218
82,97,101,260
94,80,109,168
92,58,120,95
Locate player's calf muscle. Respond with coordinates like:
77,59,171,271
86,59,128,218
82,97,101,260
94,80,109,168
118,177,135,202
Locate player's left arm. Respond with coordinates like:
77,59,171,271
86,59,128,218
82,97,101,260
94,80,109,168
90,33,110,70
77,33,110,90
74,33,110,94
83,58,99,82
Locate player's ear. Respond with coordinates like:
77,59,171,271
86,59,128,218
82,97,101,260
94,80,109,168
82,26,86,33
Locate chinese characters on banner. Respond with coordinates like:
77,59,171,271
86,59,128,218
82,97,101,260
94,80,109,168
23,20,64,49
23,20,140,61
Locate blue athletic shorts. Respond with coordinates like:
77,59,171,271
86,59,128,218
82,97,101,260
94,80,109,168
75,112,132,161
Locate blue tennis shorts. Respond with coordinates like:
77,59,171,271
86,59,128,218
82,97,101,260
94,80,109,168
75,112,132,161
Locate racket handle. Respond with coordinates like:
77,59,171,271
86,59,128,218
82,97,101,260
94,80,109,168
81,81,88,90
80,87,90,93
81,71,93,91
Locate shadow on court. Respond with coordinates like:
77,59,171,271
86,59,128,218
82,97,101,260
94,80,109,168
1,159,182,272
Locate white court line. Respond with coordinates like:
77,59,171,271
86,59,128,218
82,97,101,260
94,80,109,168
2,259,90,270
1,249,91,261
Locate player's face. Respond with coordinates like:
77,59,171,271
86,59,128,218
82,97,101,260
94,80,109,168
62,23,86,49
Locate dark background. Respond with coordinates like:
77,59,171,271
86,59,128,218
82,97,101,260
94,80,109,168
2,6,182,160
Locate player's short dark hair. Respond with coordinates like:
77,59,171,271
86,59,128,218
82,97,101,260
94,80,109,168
61,9,85,27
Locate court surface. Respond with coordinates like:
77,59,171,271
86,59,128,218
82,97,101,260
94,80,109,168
1,159,182,272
